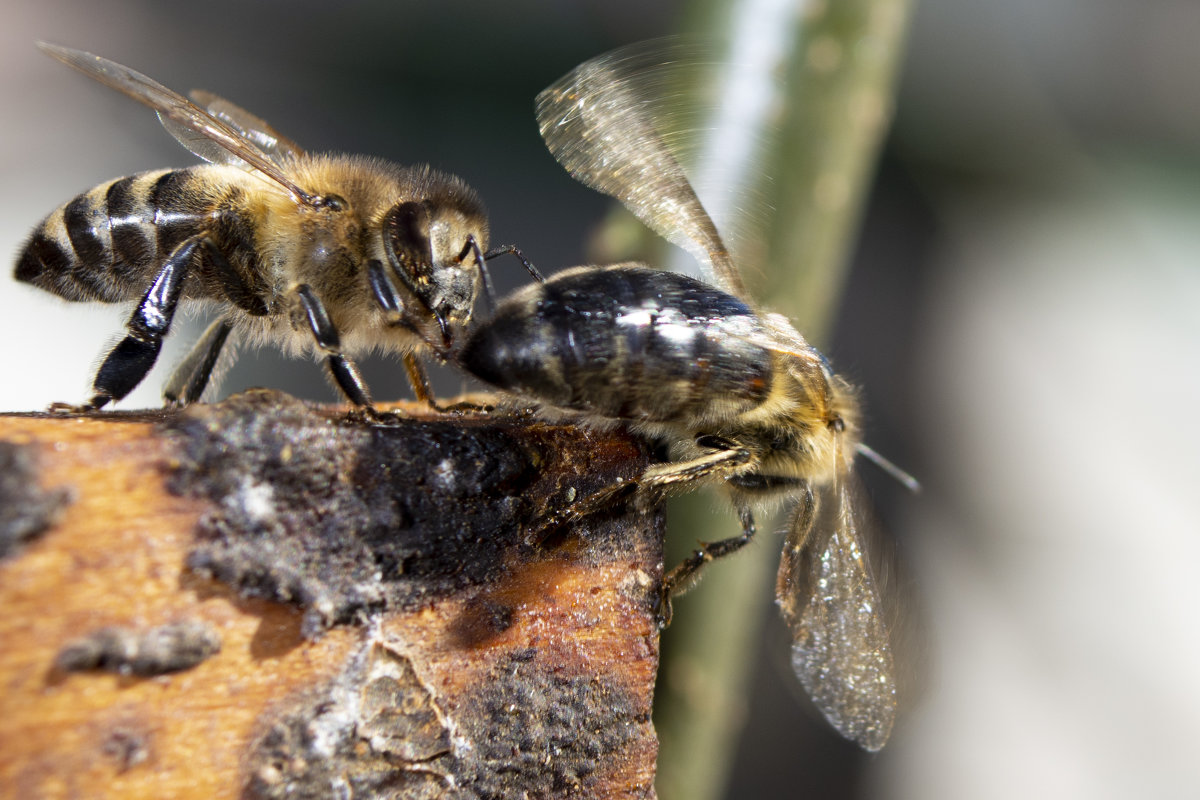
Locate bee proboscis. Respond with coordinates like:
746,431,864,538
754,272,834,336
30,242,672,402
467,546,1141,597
456,44,916,751
16,43,536,411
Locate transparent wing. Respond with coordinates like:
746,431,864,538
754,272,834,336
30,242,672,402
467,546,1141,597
189,89,306,163
719,310,820,362
535,42,747,298
775,462,899,751
37,42,309,202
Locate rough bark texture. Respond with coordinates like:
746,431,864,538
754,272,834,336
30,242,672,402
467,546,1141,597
0,390,662,799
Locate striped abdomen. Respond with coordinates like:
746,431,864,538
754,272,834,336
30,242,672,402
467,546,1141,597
15,166,258,304
461,265,776,423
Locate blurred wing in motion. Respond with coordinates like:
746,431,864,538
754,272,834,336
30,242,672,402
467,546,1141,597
776,469,899,751
37,42,310,202
535,42,747,298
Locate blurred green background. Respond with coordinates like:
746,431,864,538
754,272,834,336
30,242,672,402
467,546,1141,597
3,1,1199,798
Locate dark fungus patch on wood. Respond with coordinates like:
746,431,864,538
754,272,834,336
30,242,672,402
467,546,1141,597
161,390,652,636
454,650,649,797
54,619,221,677
0,440,73,559
246,640,649,800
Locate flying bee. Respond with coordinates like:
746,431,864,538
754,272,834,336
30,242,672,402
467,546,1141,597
456,46,917,750
15,43,535,411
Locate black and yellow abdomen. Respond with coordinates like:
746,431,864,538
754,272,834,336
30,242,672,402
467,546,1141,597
15,166,261,304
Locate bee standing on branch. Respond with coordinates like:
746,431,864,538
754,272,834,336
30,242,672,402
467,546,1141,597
455,44,918,751
15,43,537,411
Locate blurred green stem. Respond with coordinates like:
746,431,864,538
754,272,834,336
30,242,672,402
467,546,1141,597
654,1,913,799
761,0,914,334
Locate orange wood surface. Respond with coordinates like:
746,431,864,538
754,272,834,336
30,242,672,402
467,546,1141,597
0,402,662,799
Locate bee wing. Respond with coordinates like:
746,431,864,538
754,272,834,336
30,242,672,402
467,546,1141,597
776,468,899,751
535,43,748,298
719,310,819,361
188,89,306,163
37,42,309,202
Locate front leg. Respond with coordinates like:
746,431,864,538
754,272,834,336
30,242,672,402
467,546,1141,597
367,259,443,408
293,284,372,408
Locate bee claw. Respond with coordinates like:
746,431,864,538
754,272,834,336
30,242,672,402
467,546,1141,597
47,398,106,414
652,589,674,629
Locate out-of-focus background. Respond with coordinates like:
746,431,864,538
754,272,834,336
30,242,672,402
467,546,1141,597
3,1,1199,799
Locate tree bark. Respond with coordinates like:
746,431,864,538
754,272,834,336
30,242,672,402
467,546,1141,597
0,390,663,799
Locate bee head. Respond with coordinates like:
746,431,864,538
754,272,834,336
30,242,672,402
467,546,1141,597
381,197,489,344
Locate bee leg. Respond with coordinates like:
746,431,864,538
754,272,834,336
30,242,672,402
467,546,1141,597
656,504,757,628
76,234,203,410
402,353,435,406
525,479,637,546
635,444,754,627
530,445,750,543
774,487,817,630
162,318,234,405
367,259,446,408
158,239,262,407
294,284,373,408
404,351,492,414
526,445,754,621
367,258,407,322
639,444,752,490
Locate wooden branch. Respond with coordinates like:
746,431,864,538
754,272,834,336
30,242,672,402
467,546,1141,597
0,390,663,799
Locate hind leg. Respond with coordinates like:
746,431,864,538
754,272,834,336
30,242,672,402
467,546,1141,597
55,234,203,412
159,239,265,407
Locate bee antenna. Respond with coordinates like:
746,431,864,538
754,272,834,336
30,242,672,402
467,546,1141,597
856,442,921,493
483,245,545,284
460,236,497,313
435,313,452,348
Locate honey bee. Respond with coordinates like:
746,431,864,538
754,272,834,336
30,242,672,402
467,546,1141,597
15,43,535,410
456,46,917,750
